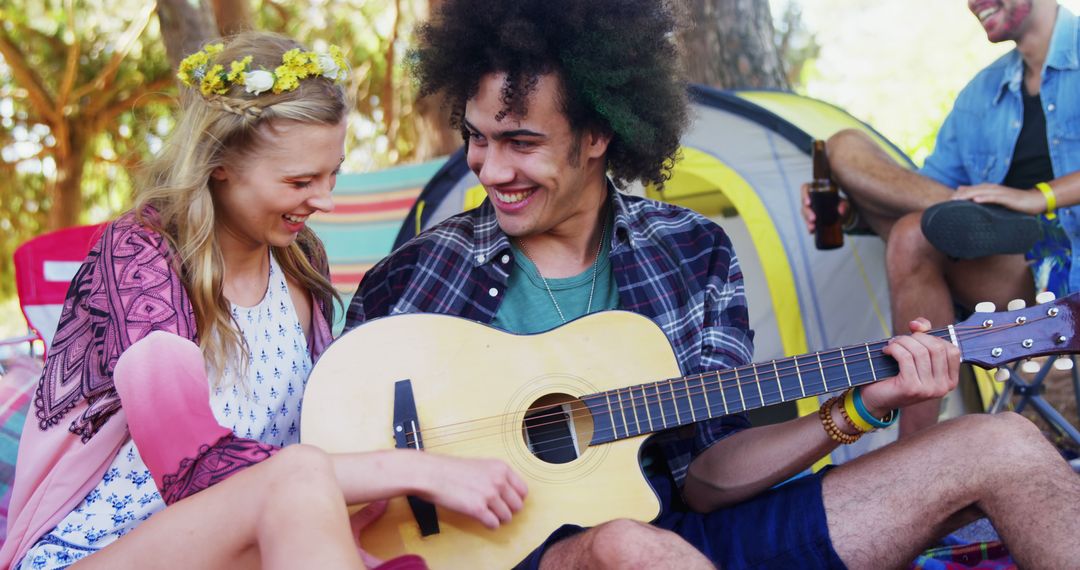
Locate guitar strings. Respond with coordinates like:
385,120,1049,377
408,319,1041,440
406,321,1045,445
405,320,1055,449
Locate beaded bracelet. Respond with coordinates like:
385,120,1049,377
819,396,861,444
852,387,900,429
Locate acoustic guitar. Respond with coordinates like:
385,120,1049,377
301,294,1079,568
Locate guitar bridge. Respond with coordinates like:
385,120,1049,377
393,379,440,536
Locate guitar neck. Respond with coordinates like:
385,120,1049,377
583,329,954,444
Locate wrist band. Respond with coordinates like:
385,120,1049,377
1036,182,1057,220
819,396,861,444
853,387,899,429
842,389,875,432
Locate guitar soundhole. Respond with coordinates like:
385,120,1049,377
522,393,592,464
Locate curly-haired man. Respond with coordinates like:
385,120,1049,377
346,0,1080,568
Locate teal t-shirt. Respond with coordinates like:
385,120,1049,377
491,237,619,334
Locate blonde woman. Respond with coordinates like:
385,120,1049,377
1,32,525,570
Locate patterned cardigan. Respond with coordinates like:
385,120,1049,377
1,210,334,567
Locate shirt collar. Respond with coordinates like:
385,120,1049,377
995,6,1078,104
470,180,637,267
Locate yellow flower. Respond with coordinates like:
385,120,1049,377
227,56,253,84
330,45,347,81
200,64,227,96
177,51,210,86
273,65,300,94
204,43,224,56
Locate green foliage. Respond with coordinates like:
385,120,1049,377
252,0,432,167
0,0,175,301
0,0,433,304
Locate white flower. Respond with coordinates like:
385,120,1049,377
317,53,340,80
244,70,275,95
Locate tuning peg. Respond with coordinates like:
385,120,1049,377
974,301,997,313
1007,299,1027,311
994,368,1011,382
1036,291,1057,304
1054,358,1074,371
1021,360,1042,374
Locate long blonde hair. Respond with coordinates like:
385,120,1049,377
134,32,345,383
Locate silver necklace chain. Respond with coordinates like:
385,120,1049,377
516,220,607,324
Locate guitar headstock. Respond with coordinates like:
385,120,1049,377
954,292,1080,369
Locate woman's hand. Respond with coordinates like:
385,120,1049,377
413,455,528,530
953,183,1046,215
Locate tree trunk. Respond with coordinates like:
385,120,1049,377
413,0,461,159
48,130,89,229
211,0,254,37
678,0,789,89
157,0,217,71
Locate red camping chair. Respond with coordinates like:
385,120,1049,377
6,223,106,357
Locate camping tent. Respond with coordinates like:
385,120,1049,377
312,86,916,461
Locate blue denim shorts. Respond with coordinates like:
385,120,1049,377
514,469,845,570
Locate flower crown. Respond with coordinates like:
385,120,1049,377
177,43,347,97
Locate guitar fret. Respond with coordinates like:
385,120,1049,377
616,389,629,438
772,360,785,403
670,380,682,425
864,343,878,382
815,352,826,394
700,375,712,418
716,371,729,414
794,354,807,398
628,387,642,436
734,366,746,413
840,347,853,389
654,384,669,428
604,392,618,438
686,378,697,422
643,384,655,432
754,362,765,406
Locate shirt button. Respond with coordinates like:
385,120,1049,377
501,254,510,264
488,287,499,297
1053,138,1060,145
475,254,485,263
1012,120,1021,128
1047,103,1056,112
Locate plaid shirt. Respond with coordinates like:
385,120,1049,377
346,188,754,489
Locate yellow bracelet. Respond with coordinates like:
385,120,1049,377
1036,182,1057,220
843,388,876,433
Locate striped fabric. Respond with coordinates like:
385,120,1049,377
0,356,42,542
347,187,755,489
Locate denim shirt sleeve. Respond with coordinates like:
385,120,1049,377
918,103,969,189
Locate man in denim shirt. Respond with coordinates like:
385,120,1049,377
803,0,1080,436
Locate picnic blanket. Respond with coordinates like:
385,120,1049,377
0,355,42,543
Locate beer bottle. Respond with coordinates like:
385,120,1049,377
809,140,843,250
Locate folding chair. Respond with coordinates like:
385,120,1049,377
9,223,106,356
985,293,1080,470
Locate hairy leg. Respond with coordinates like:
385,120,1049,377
74,445,363,570
885,212,1034,435
826,129,954,240
824,413,1080,569
538,519,714,570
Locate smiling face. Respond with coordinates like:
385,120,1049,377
211,118,346,252
969,0,1035,42
463,72,610,241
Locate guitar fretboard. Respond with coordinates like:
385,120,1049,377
583,330,952,444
